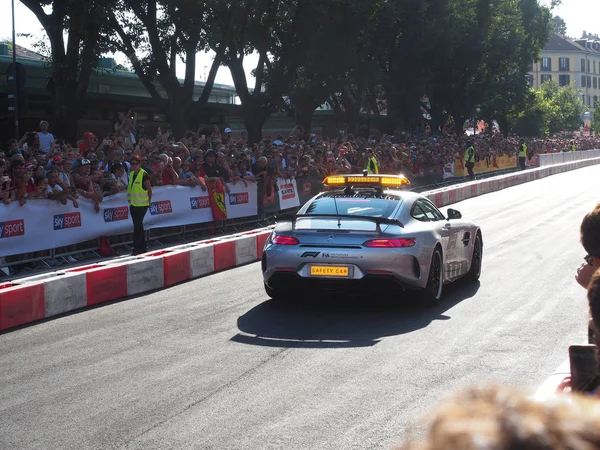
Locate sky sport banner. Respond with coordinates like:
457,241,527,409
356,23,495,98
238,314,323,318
0,182,258,257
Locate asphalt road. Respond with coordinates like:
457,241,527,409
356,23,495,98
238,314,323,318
1,166,599,450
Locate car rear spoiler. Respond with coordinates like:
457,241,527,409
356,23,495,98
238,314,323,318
293,214,404,229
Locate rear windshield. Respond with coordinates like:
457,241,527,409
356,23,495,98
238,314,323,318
303,197,400,218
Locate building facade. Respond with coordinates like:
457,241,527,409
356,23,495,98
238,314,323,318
529,33,600,111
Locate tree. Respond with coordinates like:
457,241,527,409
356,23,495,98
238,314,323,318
222,0,318,143
513,80,585,136
20,0,117,142
552,15,567,35
107,0,234,138
478,0,552,135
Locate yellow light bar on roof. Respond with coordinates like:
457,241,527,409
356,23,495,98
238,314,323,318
323,174,411,188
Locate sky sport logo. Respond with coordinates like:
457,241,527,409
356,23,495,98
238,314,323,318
228,192,249,205
149,200,173,216
53,212,82,230
280,184,296,200
104,206,129,222
190,196,210,210
0,219,25,239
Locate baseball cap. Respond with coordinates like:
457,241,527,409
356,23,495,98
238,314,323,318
24,162,35,169
51,155,63,164
83,131,96,139
224,128,232,133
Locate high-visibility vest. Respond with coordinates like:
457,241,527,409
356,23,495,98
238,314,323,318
127,169,149,207
366,156,379,174
519,143,527,158
464,146,475,163
570,144,576,152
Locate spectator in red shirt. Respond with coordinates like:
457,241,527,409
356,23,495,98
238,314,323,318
78,132,97,154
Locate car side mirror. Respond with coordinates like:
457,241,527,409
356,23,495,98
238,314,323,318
447,208,462,220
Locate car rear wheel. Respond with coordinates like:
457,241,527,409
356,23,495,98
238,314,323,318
422,248,443,306
466,233,482,282
264,282,301,301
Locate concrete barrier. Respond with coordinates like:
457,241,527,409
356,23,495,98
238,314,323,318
235,235,258,266
126,257,164,296
189,244,215,278
44,272,87,317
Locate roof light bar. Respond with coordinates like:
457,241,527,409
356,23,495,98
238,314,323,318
323,174,410,188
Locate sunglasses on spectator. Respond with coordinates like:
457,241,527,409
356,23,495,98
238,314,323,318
585,254,596,266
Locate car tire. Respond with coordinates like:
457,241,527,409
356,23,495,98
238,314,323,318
466,233,482,282
422,247,443,306
264,282,301,301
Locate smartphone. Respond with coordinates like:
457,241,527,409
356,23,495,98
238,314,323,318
569,345,598,392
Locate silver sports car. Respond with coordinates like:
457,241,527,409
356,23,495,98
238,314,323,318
261,173,483,304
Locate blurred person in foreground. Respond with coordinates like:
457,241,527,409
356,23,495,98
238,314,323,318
576,203,600,289
398,384,600,450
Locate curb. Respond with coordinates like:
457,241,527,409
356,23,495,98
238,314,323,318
1,156,600,332
0,228,273,331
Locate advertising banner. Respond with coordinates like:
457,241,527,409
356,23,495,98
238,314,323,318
225,181,258,219
277,178,300,210
450,154,518,177
0,182,257,257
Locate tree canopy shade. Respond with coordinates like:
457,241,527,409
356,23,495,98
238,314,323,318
20,0,118,141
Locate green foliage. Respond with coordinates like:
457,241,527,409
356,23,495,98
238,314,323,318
512,80,585,136
552,15,567,34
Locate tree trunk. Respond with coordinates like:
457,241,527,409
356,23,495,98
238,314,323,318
167,90,192,139
244,112,266,145
294,103,314,137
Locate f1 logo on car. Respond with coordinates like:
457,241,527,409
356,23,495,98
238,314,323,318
54,212,82,230
280,183,296,200
104,206,129,222
301,252,320,258
228,192,249,205
190,196,210,210
0,219,25,238
150,200,173,215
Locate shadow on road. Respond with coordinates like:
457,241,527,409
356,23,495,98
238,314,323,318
231,281,480,349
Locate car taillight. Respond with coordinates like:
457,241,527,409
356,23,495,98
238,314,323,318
363,238,416,248
272,235,300,245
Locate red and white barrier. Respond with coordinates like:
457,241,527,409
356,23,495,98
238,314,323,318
2,156,600,332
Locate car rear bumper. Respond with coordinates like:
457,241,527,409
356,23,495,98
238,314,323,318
264,271,420,296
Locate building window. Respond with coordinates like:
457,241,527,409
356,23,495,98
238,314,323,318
559,57,570,71
595,60,597,74
582,58,586,72
582,95,586,104
559,74,570,86
541,74,552,84
526,74,533,87
588,76,592,87
588,60,591,73
541,57,552,72
588,95,592,106
594,96,599,107
582,75,587,87
595,77,598,89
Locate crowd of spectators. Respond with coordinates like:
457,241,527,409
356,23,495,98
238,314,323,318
3,114,600,210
